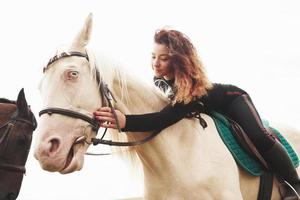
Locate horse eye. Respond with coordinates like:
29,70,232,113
66,70,79,80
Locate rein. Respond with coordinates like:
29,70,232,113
39,51,160,150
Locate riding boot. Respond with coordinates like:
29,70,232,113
262,141,300,199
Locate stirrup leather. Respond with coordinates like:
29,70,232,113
282,180,300,200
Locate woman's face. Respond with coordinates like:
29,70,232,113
151,43,174,80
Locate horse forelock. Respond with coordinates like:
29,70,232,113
39,48,101,111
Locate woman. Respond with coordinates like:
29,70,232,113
94,28,299,197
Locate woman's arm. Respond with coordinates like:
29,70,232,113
94,102,196,132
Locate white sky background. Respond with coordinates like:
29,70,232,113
0,0,299,199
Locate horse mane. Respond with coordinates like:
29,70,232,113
87,48,148,168
86,49,131,104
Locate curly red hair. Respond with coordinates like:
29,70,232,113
154,28,212,104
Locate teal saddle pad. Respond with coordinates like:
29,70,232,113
211,112,299,176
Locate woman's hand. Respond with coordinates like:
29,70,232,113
93,107,126,129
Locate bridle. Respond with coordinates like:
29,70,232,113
39,51,161,148
39,51,161,149
0,102,37,173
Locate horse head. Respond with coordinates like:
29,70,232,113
34,14,103,174
0,89,36,200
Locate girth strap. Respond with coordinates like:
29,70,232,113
258,172,273,200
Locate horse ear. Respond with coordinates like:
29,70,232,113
16,88,30,118
71,13,93,51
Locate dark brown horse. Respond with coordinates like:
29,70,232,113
0,89,37,200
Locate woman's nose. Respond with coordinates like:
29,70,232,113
153,59,159,68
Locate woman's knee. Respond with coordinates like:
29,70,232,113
227,84,248,96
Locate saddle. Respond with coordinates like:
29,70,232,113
211,112,299,176
211,112,299,200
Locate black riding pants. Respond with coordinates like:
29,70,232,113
204,83,275,153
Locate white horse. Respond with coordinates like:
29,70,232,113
34,14,300,200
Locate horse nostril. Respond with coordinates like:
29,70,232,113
49,138,60,153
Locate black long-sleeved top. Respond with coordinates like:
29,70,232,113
122,77,247,132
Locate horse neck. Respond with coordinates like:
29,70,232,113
108,71,206,182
